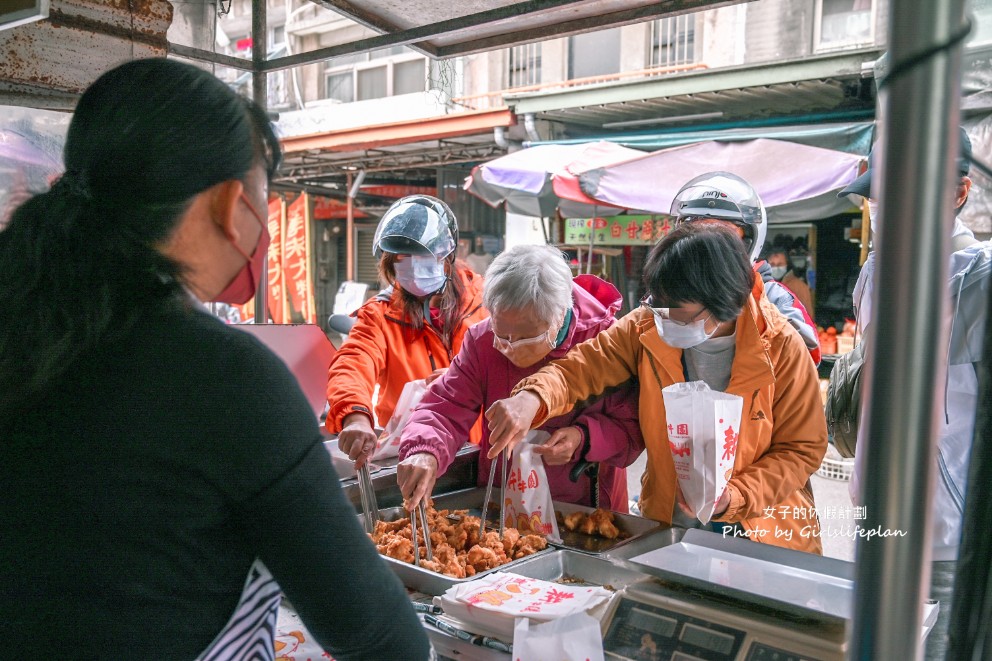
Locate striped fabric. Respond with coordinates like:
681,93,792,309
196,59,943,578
197,559,282,661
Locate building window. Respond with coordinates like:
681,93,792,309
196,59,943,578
508,42,541,87
816,0,874,50
651,14,695,67
324,52,427,104
568,28,621,80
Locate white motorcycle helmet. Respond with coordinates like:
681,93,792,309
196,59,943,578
669,171,767,262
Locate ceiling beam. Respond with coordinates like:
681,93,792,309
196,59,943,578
261,0,594,72
434,0,746,58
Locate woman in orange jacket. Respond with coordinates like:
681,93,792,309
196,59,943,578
486,222,828,554
327,195,488,465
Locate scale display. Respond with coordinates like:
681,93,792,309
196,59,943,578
604,597,746,660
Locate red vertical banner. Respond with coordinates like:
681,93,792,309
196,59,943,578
284,193,316,323
266,197,286,323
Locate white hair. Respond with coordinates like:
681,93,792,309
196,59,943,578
483,244,573,324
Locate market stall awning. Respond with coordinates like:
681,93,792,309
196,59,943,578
505,48,883,145
277,108,515,189
575,138,864,222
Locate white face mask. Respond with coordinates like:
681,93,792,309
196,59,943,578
770,266,788,280
393,255,447,298
653,312,718,349
867,199,881,239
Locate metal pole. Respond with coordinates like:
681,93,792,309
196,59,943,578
346,173,355,281
252,0,267,323
851,0,967,659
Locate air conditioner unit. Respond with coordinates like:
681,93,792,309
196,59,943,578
1,0,49,32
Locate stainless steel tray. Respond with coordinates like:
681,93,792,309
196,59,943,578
552,501,664,555
506,549,650,591
360,489,550,596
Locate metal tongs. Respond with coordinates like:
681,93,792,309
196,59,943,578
479,450,508,540
410,500,433,567
357,462,379,535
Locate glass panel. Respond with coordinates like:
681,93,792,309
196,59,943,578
326,72,354,103
568,28,621,79
394,59,427,96
652,14,696,67
819,0,873,47
508,42,542,87
357,66,388,100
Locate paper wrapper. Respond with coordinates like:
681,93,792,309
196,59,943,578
436,572,612,640
661,381,743,524
504,431,561,542
372,378,427,461
513,612,605,661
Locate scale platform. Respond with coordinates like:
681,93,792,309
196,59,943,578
609,529,937,661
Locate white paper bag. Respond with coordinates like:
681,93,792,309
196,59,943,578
372,378,427,461
661,381,743,524
513,612,605,661
436,572,612,640
504,431,561,541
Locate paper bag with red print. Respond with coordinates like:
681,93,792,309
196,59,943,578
504,431,561,542
661,381,743,524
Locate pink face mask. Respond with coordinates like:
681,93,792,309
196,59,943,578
213,193,269,305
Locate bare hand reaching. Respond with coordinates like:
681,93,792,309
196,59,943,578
485,390,541,459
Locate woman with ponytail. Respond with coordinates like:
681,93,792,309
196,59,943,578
0,59,429,661
327,195,488,466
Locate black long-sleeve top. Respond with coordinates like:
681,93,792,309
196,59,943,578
0,302,429,660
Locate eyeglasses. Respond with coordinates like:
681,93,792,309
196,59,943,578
492,330,553,352
640,297,712,328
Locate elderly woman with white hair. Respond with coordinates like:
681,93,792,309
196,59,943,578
396,244,643,512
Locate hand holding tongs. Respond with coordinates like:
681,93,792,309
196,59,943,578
409,500,433,567
357,463,379,535
479,450,508,540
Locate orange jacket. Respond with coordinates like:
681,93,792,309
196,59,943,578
325,263,488,436
514,274,827,554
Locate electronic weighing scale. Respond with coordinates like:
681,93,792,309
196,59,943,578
600,529,938,661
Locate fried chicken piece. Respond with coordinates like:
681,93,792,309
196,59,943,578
578,515,597,536
466,544,500,572
563,511,587,532
589,508,615,524
380,535,414,563
512,534,548,559
501,527,521,555
596,518,620,539
462,520,481,548
480,531,509,564
419,559,443,573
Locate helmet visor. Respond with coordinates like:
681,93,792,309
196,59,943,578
669,172,762,227
373,200,456,259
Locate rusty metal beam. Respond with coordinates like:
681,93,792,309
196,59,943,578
434,0,748,58
0,0,172,109
305,0,404,36
168,43,254,71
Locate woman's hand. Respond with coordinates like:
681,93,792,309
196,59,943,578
675,482,695,518
713,487,731,517
397,452,439,511
532,426,584,466
338,413,377,468
485,390,541,459
424,368,447,385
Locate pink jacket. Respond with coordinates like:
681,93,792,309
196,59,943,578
399,275,643,511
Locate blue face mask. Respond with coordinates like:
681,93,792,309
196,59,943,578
393,255,447,298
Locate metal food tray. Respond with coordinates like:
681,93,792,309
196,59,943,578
506,549,651,591
360,488,550,597
551,501,664,555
